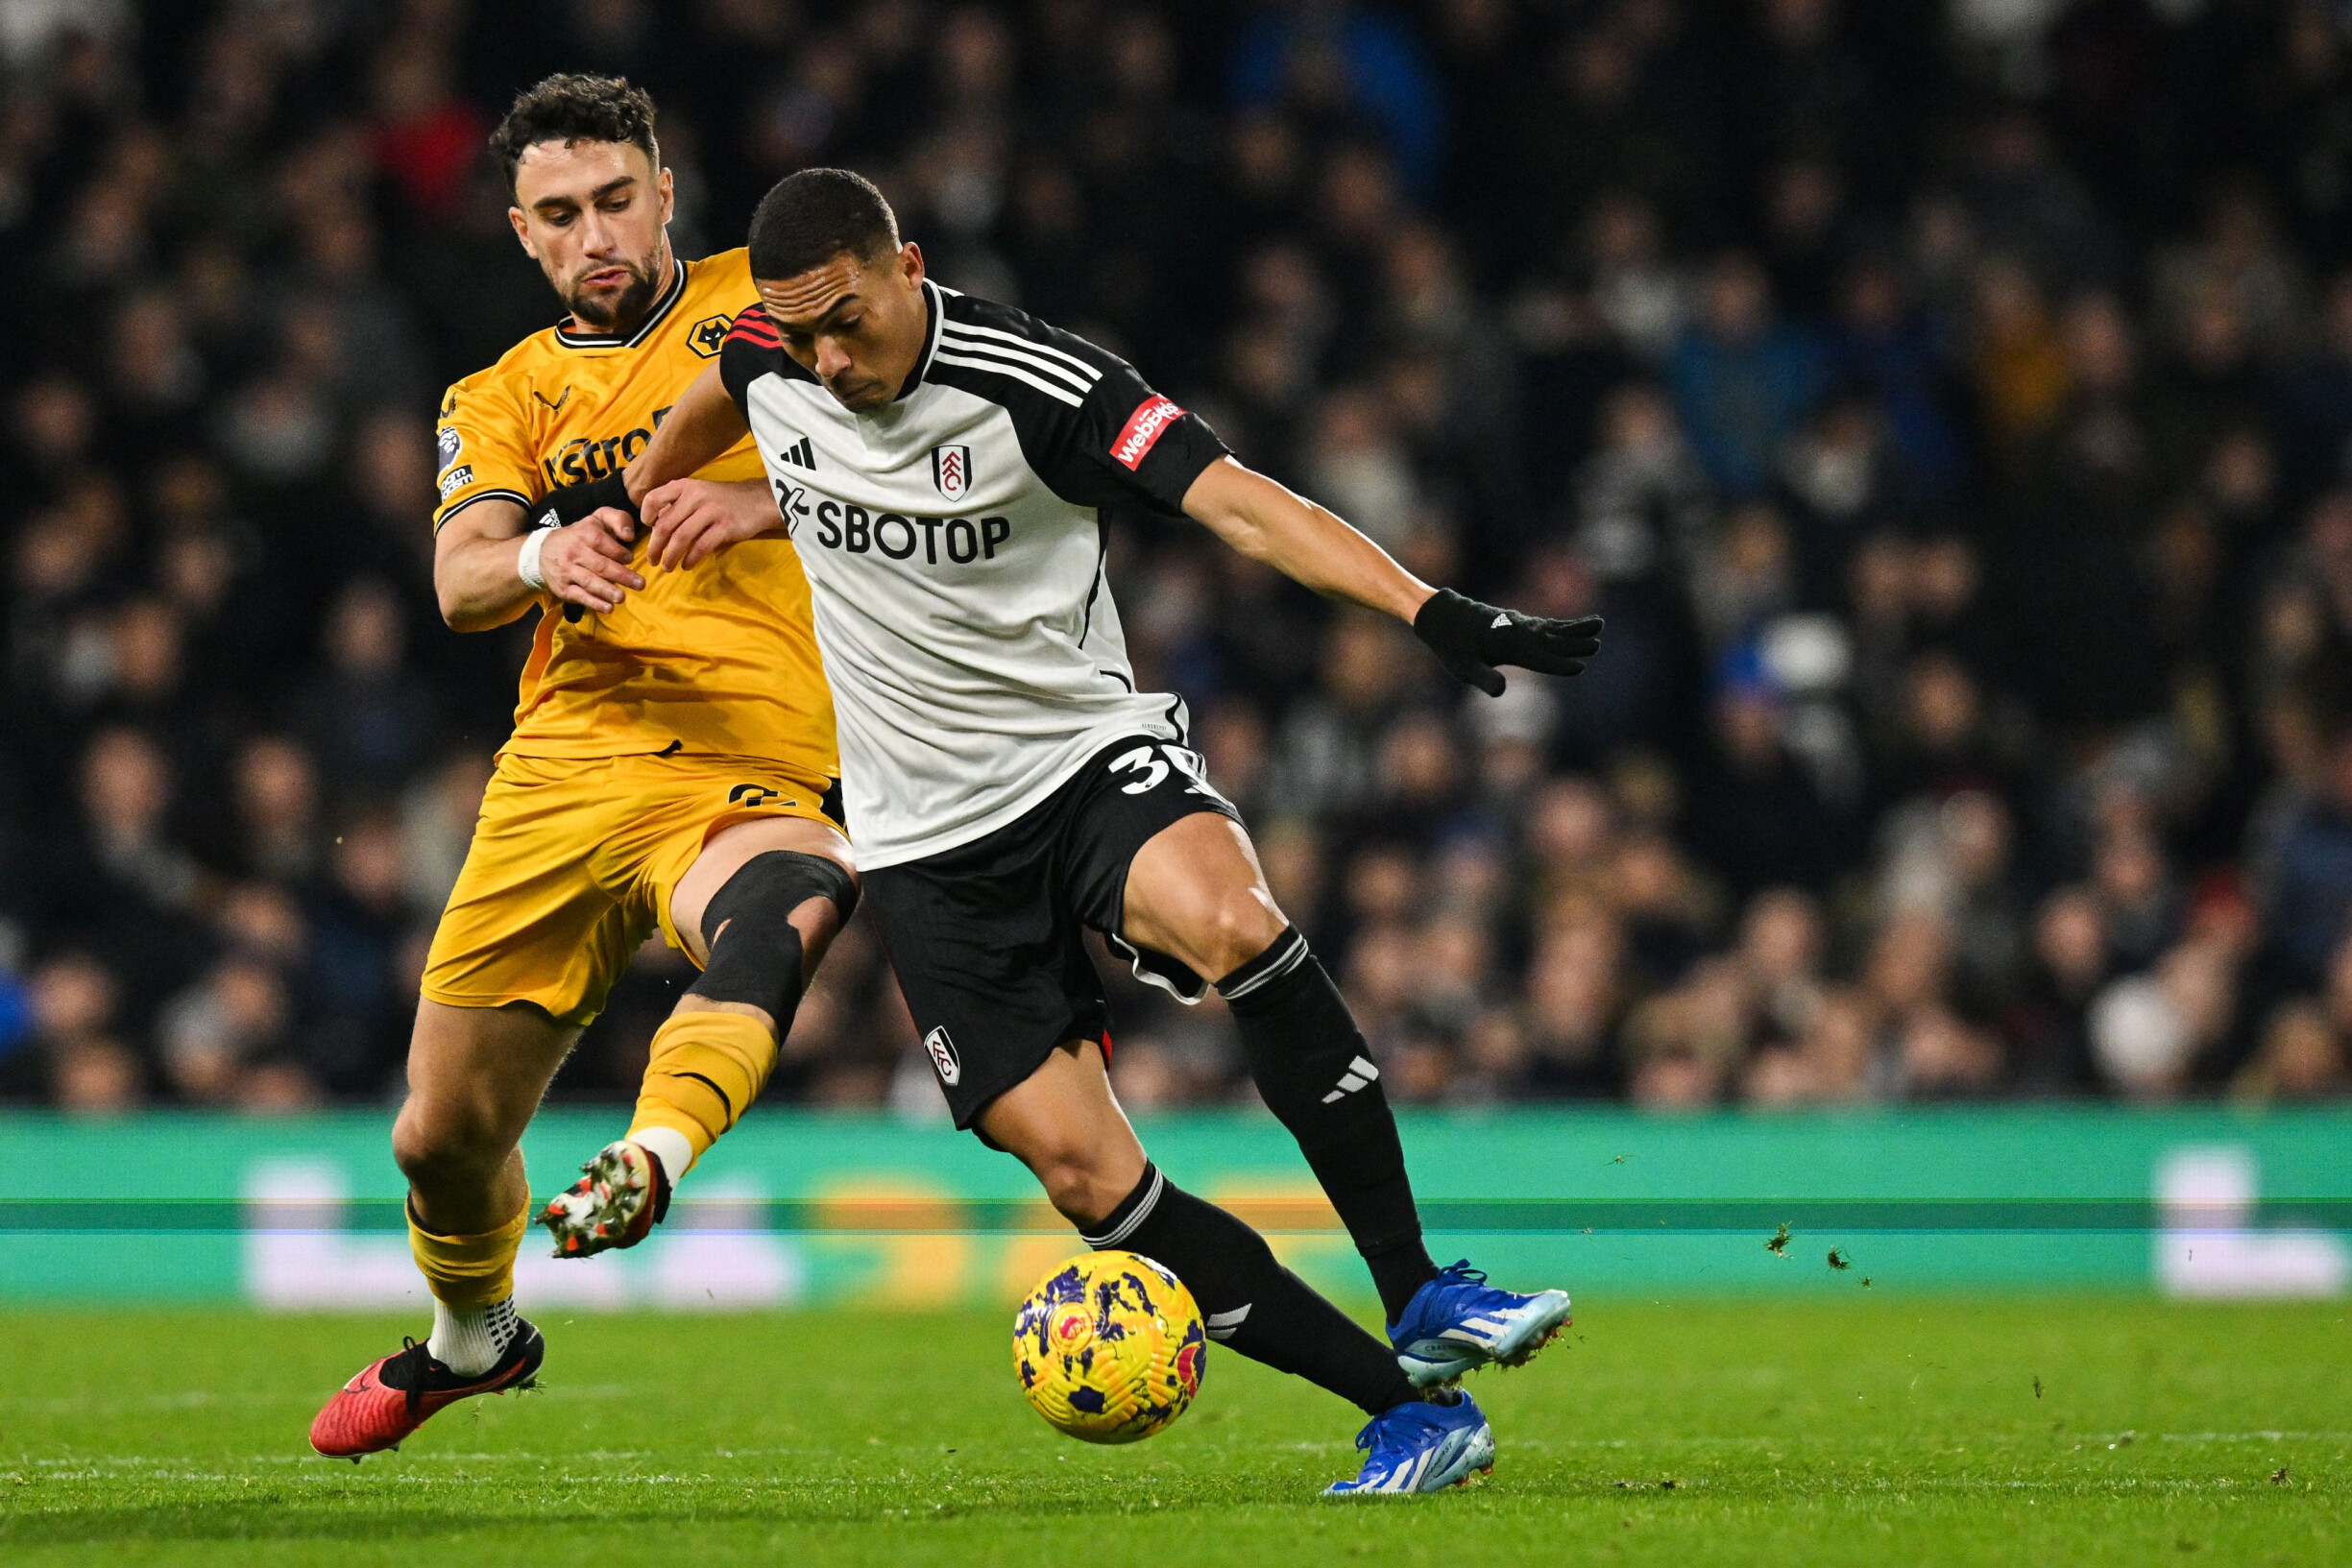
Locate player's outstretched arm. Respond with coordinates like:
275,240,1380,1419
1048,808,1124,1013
1178,456,1602,695
433,495,645,631
1180,455,1434,622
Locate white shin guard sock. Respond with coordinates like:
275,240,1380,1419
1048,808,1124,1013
428,1295,519,1376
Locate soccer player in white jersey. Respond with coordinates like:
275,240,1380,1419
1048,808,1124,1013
601,170,1602,1495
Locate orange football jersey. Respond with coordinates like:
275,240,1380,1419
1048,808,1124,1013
433,248,837,777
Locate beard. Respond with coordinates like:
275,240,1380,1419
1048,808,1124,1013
565,261,659,332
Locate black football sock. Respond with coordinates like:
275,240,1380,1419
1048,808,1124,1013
1219,928,1439,1322
1081,1163,1418,1416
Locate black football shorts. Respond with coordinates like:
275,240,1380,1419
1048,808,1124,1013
861,735,1243,1129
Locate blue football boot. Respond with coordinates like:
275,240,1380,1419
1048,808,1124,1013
1388,1260,1573,1387
1322,1390,1495,1496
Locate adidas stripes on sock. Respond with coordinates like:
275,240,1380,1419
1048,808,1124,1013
1082,1162,1417,1416
1218,927,1439,1322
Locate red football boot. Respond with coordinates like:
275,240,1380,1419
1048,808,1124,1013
308,1322,544,1459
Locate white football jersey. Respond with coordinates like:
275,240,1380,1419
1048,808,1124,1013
719,279,1230,867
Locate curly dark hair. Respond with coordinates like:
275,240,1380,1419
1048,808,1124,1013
490,73,659,194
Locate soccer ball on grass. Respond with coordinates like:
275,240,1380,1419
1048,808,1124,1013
1012,1250,1205,1443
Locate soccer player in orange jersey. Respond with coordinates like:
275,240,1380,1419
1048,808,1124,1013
310,76,856,1459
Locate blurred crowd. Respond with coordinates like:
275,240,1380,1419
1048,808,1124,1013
4,0,2352,1117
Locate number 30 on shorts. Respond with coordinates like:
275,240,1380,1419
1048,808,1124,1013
1107,743,1227,806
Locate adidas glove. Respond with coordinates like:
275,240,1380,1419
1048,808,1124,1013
534,471,639,531
536,474,641,621
1413,587,1604,697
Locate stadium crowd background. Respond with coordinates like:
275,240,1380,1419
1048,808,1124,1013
3,0,2351,1117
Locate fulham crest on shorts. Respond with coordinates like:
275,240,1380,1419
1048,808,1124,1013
925,1026,961,1084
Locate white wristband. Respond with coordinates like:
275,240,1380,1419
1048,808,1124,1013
517,525,550,591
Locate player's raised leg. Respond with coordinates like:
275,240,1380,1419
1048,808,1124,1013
541,814,857,1257
309,1001,571,1459
1123,812,1571,1385
978,1040,1491,1494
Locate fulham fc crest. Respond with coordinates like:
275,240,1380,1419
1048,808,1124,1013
925,1025,961,1085
931,445,972,502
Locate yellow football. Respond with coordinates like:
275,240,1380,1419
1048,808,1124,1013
1012,1250,1206,1443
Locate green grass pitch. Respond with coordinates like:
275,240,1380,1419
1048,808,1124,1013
1,1298,2344,1565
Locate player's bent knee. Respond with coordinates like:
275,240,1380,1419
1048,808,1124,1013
632,853,861,1163
1035,1158,1132,1229
687,850,860,1020
391,1109,505,1192
1014,1127,1143,1227
1203,894,1287,977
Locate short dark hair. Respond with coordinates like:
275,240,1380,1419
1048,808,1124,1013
748,168,900,280
490,74,659,194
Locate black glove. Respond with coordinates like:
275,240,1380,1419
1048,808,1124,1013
533,471,639,533
537,474,641,620
1413,587,1603,697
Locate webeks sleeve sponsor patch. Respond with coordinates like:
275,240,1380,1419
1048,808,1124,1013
1074,363,1229,515
1110,395,1186,470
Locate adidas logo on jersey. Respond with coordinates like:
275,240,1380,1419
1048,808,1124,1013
1321,1054,1381,1104
774,433,816,470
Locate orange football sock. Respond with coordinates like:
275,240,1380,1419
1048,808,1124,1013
407,1196,528,1309
627,1008,779,1171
